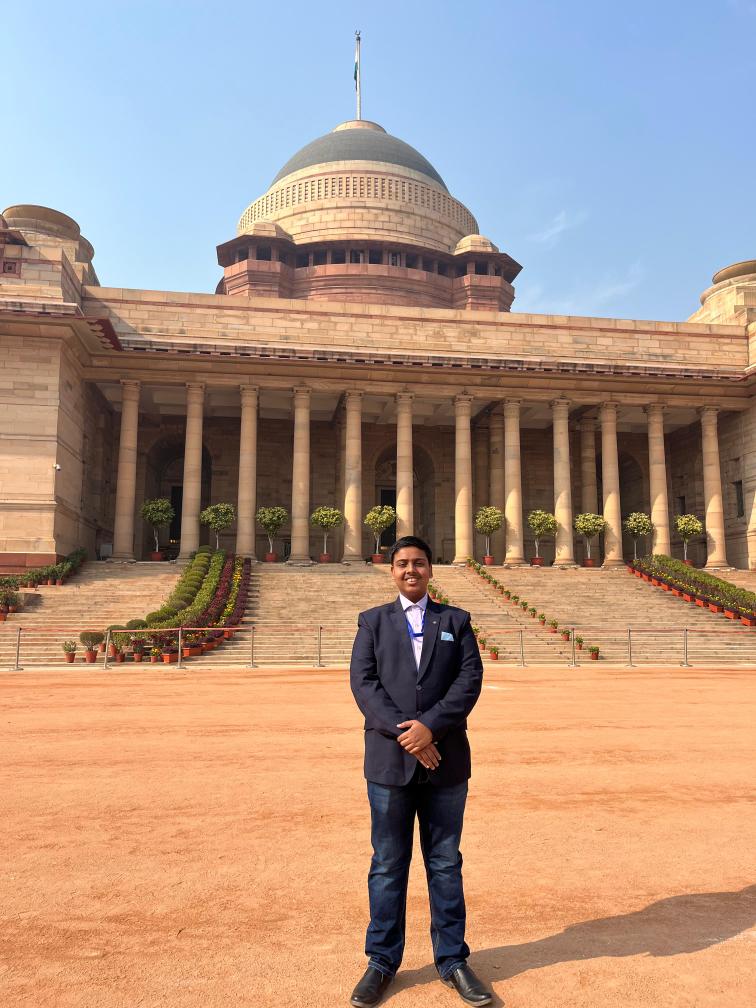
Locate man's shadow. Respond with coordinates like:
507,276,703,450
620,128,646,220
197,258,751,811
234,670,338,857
391,885,756,1002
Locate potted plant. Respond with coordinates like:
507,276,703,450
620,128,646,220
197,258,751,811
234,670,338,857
588,645,600,661
548,619,559,634
310,506,344,563
471,625,480,638
520,600,528,611
528,606,537,618
623,512,653,562
560,628,571,642
478,636,487,650
489,645,499,661
363,505,396,563
675,513,703,565
105,625,126,657
538,613,546,625
200,502,236,549
528,510,558,566
256,505,288,562
79,631,104,663
575,635,584,651
131,637,145,663
62,640,77,663
511,594,520,605
574,513,606,568
474,506,503,565
150,646,161,664
141,498,175,561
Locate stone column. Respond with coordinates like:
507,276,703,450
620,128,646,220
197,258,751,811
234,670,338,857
343,390,363,560
112,380,141,559
700,406,728,567
645,405,671,555
235,386,258,558
551,399,575,565
489,407,505,560
288,387,312,564
396,392,414,538
580,418,598,515
178,383,205,558
600,402,624,566
453,394,474,563
504,400,525,564
472,424,488,553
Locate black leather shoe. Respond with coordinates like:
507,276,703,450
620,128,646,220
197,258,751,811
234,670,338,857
350,966,393,1007
443,963,494,1006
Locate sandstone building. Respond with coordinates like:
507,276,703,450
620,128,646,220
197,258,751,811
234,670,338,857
1,119,755,572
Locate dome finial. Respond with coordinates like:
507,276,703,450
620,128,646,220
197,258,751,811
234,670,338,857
354,30,362,120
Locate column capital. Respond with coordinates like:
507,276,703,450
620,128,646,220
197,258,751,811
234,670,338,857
396,391,414,406
503,398,521,411
698,405,719,422
600,401,619,417
454,393,473,411
643,403,666,416
186,382,205,401
345,389,363,403
550,397,570,412
120,379,141,401
292,385,311,402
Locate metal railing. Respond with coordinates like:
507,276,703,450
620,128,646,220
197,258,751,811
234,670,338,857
1,621,754,670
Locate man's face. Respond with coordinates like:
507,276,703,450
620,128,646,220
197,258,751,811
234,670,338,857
391,546,432,602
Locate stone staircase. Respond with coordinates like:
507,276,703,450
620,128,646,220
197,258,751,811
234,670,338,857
429,565,756,666
0,562,182,668
194,563,396,667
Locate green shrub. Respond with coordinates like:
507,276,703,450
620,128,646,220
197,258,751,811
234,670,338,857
79,631,104,649
126,619,148,630
635,554,756,617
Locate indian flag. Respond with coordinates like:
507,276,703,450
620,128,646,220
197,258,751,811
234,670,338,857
354,33,360,89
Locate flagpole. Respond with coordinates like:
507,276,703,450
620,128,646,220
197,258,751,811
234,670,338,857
355,30,361,120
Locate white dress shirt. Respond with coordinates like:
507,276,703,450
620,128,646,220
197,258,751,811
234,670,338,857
400,592,428,670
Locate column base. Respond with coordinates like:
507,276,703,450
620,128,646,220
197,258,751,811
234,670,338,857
111,553,136,562
601,559,626,568
705,561,731,570
553,559,578,568
287,556,314,566
504,555,526,566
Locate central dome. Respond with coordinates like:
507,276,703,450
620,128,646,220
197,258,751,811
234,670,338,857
271,120,448,191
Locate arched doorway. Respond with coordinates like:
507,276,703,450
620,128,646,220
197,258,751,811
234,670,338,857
373,444,436,555
144,436,212,557
619,451,647,559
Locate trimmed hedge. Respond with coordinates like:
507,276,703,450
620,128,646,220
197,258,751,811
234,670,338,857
0,547,87,590
633,555,756,617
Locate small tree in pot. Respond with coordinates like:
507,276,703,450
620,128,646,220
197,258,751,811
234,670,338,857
200,502,236,549
574,513,606,567
527,510,558,566
363,505,396,563
256,506,288,561
141,498,175,561
675,513,704,565
79,631,104,664
310,506,344,563
474,506,503,565
624,512,653,562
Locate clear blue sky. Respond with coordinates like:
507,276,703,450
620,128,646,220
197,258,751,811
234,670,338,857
5,1,755,321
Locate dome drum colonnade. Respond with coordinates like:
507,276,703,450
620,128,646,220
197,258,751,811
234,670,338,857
110,382,729,568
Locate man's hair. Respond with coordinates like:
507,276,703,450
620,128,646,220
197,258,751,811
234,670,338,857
389,536,433,566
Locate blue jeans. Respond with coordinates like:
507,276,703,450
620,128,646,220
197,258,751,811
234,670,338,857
365,768,470,980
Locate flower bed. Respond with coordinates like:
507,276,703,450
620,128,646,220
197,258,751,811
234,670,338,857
0,547,87,592
630,555,756,627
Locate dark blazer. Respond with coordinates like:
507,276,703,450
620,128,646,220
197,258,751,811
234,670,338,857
350,596,484,787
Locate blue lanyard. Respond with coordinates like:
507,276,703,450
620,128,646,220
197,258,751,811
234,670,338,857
405,606,426,640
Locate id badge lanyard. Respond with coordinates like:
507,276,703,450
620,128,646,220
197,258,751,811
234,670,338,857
405,607,425,641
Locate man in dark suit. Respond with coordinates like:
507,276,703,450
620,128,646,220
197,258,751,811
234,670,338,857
349,536,493,1007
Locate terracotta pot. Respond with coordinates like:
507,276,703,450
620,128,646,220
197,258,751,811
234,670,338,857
683,559,694,567
150,655,159,663
577,643,583,650
0,612,6,622
264,552,279,563
114,653,125,663
589,652,599,660
694,598,706,608
47,578,54,586
530,557,544,567
651,578,660,586
682,593,694,603
133,652,143,662
583,558,595,568
65,652,76,663
561,633,570,641
483,556,494,566
162,652,177,663
708,603,723,614
108,644,117,657
671,589,681,597
634,570,642,578
318,553,331,564
182,647,193,658
548,627,557,634
150,551,164,562
99,641,106,653
56,578,63,586
740,616,756,628
372,554,385,564
84,650,97,664
489,652,498,660
724,609,737,620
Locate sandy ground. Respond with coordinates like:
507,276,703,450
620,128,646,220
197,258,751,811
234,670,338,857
1,664,755,1008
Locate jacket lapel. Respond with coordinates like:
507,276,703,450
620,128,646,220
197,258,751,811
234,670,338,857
417,600,441,684
389,598,417,674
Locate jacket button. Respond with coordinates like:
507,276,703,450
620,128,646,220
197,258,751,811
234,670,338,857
416,685,421,691
416,711,422,717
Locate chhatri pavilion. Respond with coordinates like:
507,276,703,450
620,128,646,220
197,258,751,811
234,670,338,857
1,116,755,572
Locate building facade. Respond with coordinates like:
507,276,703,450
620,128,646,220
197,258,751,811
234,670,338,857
1,119,755,571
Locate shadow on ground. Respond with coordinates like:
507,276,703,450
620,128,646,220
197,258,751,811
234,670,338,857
390,885,756,1003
